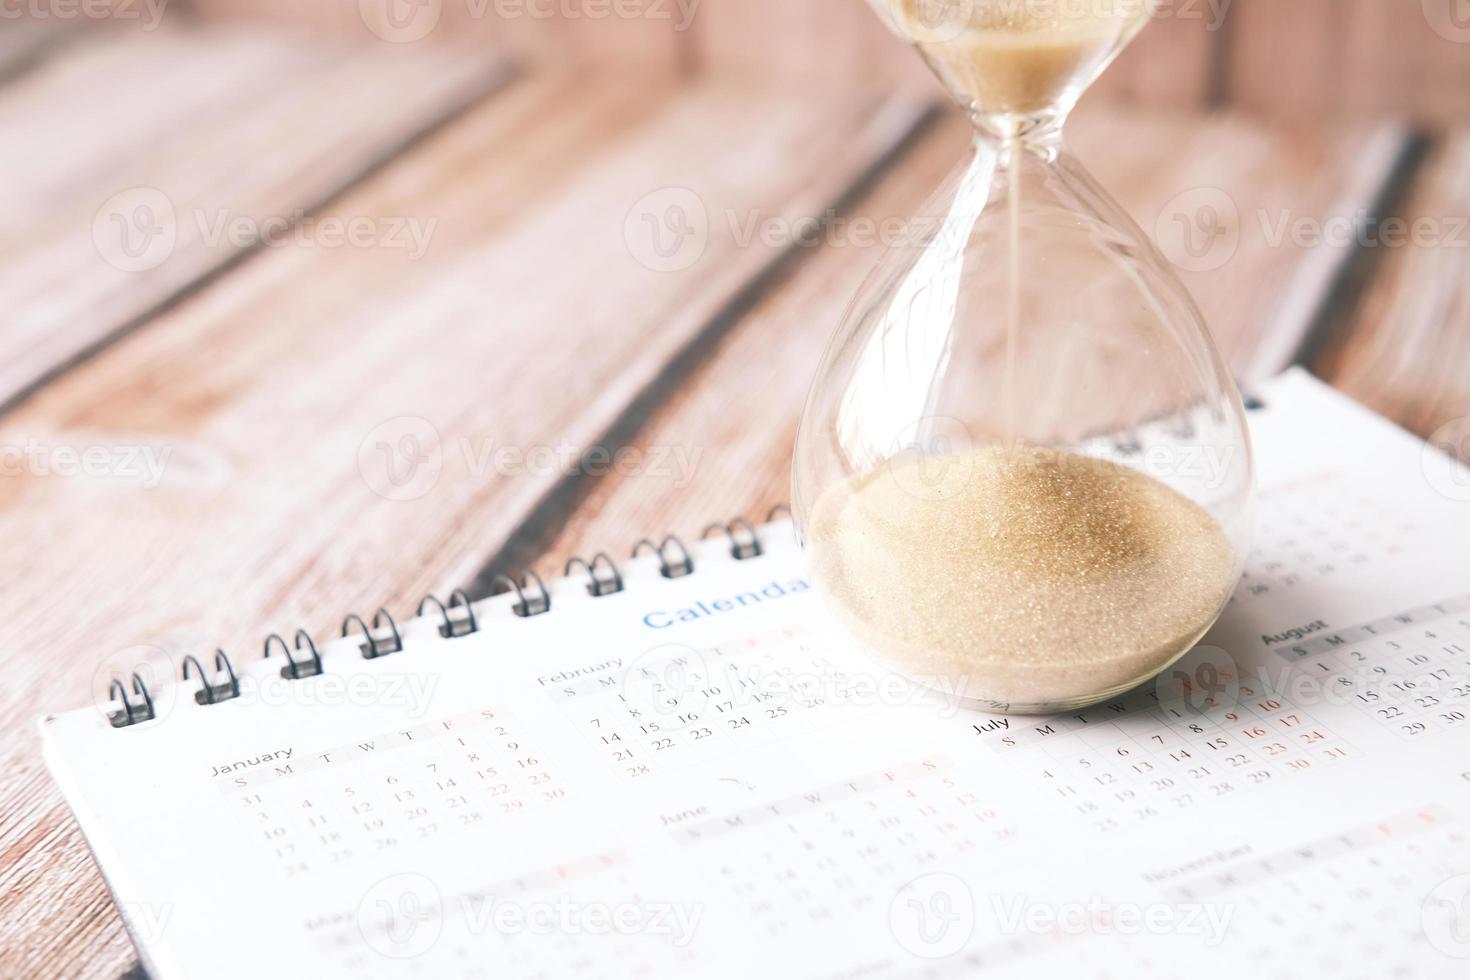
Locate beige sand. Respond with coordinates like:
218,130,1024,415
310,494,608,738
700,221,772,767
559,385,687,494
807,446,1236,711
879,0,1154,116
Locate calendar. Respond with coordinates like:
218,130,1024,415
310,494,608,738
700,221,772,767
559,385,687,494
41,371,1470,979
546,626,854,780
221,705,571,878
970,678,1354,834
1270,595,1470,739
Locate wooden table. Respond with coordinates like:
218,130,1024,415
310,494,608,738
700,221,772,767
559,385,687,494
2,24,1466,978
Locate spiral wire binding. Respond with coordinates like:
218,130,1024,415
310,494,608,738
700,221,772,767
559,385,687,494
343,608,403,659
101,511,791,726
419,589,479,638
265,630,323,680
491,573,552,617
107,673,155,728
703,518,763,560
565,553,623,597
182,650,240,705
633,536,694,579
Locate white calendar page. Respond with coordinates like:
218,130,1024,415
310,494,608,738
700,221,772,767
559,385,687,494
42,369,1470,979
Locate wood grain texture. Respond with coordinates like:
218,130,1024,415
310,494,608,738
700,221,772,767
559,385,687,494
1228,0,1470,125
0,75,927,978
178,0,1470,123
684,0,936,94
182,0,1231,109
0,19,71,81
0,25,511,412
522,104,1408,573
186,0,689,72
1065,107,1409,383
1313,131,1470,445
1087,3,1225,109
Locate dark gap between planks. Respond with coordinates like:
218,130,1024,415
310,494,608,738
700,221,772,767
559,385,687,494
0,56,521,420
464,100,947,594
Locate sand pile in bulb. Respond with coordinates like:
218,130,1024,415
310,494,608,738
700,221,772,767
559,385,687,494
878,0,1154,116
807,446,1236,711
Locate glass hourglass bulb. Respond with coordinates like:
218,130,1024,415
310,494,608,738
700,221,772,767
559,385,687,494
792,0,1255,714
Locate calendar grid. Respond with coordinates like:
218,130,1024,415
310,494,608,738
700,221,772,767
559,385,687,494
1274,594,1470,740
223,705,569,877
547,626,871,782
973,682,1354,833
682,756,1024,938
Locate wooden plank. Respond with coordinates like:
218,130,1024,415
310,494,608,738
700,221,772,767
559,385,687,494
685,0,935,93
1313,131,1470,446
187,0,687,72
0,19,72,81
517,104,1408,572
178,0,1470,125
0,26,511,410
1086,3,1224,110
0,76,928,977
1229,0,1470,125
1221,0,1339,122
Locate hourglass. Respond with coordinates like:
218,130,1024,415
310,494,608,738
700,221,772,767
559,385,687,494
792,0,1255,714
